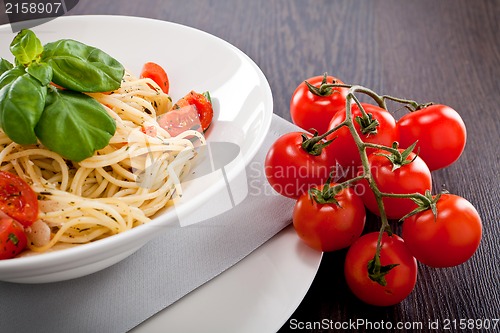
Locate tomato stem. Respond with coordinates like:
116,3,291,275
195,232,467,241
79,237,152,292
381,95,433,112
352,99,381,135
299,119,352,156
320,121,348,138
327,83,434,113
373,141,419,171
363,142,400,155
309,172,364,205
300,133,333,156
322,83,388,110
305,72,344,97
367,253,399,286
343,87,395,281
389,190,442,221
340,86,439,284
301,119,348,145
337,174,365,189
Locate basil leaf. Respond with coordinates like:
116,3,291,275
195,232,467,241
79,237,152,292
10,29,43,66
41,39,124,92
27,62,53,86
0,58,13,75
0,73,46,144
0,66,25,89
35,89,116,161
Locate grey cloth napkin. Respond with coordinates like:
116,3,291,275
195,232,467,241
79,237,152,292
0,114,298,333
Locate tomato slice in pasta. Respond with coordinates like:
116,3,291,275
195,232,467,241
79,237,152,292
0,171,39,227
157,105,202,137
0,213,28,259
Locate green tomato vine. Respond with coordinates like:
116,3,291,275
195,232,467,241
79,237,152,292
302,81,441,285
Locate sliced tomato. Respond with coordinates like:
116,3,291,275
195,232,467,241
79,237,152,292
0,213,27,259
157,105,202,137
0,171,38,227
140,62,169,94
173,91,213,132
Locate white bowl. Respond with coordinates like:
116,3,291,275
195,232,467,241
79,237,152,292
0,15,273,283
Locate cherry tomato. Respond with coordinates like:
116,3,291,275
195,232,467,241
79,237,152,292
0,171,38,227
402,194,482,268
292,184,365,252
265,132,333,199
157,105,201,137
140,62,169,94
357,149,432,220
290,74,349,134
397,104,466,171
172,91,214,132
326,103,397,179
0,213,28,259
344,232,417,306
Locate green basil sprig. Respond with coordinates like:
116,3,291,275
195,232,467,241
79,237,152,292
42,39,124,92
0,29,125,162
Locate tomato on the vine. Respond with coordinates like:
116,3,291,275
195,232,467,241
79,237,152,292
292,183,365,252
290,74,349,134
344,232,417,306
265,132,333,199
0,171,39,227
402,194,482,268
326,103,397,179
357,148,432,220
397,104,466,171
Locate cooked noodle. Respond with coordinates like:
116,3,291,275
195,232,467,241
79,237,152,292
0,73,205,252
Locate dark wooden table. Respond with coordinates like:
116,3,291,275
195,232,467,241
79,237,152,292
2,0,498,331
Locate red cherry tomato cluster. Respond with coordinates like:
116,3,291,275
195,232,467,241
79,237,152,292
265,74,482,306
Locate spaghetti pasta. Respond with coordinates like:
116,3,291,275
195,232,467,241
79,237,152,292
0,72,205,253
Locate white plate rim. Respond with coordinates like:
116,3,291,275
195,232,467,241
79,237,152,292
131,225,322,333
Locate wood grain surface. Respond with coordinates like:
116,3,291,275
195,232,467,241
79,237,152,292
1,0,498,331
